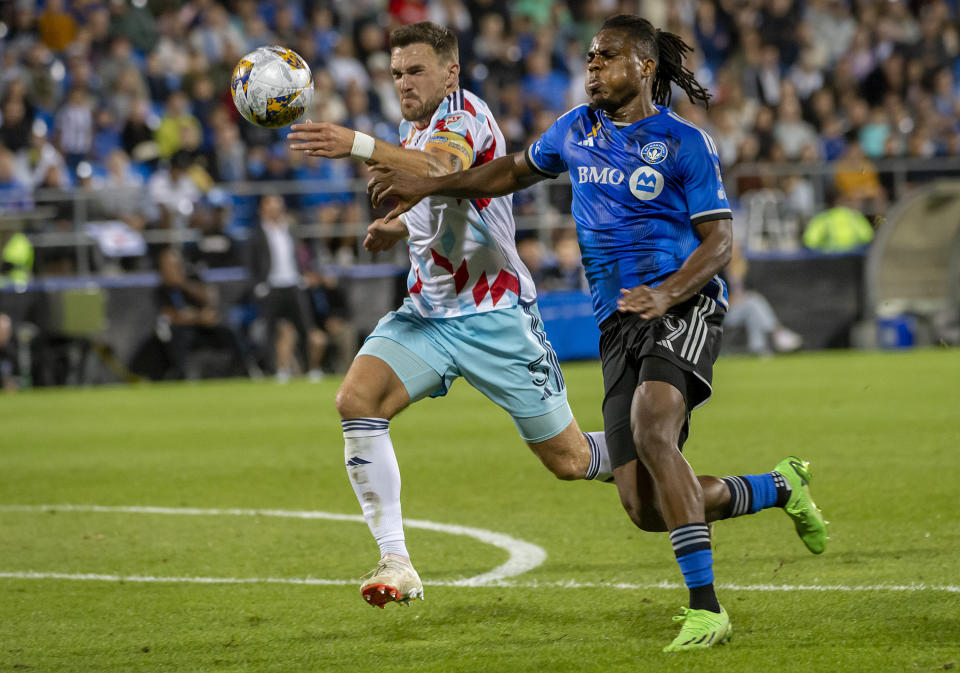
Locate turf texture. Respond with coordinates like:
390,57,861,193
1,349,957,672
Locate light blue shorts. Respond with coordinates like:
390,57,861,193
357,299,572,443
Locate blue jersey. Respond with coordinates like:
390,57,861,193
525,104,731,325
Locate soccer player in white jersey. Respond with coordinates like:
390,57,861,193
287,22,612,609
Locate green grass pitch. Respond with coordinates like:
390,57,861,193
1,349,958,672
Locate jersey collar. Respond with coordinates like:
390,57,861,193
603,104,669,132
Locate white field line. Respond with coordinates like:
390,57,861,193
0,572,956,593
0,504,546,586
2,504,957,594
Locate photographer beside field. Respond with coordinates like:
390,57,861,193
148,247,251,380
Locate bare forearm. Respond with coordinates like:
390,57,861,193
425,153,540,199
369,141,454,177
657,226,732,306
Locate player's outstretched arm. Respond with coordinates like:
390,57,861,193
287,121,455,178
368,152,543,221
617,218,733,319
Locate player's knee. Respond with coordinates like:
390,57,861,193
335,384,377,419
632,423,676,465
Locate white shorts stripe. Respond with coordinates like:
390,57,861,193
691,296,717,364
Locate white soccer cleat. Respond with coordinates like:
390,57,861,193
360,556,424,609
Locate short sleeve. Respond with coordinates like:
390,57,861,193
678,130,733,226
524,112,575,178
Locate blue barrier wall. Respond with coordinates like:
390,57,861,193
537,291,600,361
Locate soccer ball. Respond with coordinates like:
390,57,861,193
231,46,314,129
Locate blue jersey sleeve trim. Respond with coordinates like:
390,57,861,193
525,145,559,179
690,209,733,226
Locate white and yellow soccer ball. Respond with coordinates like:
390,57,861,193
231,46,314,129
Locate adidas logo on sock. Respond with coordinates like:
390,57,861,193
346,456,372,467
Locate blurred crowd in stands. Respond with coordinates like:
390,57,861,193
2,0,960,386
0,1,957,256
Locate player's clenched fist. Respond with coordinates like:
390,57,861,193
617,285,673,319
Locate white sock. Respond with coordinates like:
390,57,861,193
342,418,409,559
584,431,613,482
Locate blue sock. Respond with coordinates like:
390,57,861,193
722,472,790,518
670,523,720,613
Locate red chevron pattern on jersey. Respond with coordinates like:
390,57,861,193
430,249,470,294
490,270,520,304
409,268,423,294
471,270,519,306
472,272,489,307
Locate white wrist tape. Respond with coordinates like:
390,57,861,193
350,131,375,161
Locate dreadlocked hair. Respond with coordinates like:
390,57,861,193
600,14,712,108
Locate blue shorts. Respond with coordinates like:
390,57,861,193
357,299,572,442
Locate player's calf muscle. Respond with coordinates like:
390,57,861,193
527,423,590,480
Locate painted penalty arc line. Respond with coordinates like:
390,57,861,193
1,505,957,594
0,504,546,586
0,572,956,593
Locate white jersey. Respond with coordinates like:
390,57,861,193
398,89,536,318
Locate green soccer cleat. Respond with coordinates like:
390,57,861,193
773,456,828,554
663,606,732,652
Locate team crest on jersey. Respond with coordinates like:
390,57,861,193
629,166,664,200
640,141,668,164
439,112,467,133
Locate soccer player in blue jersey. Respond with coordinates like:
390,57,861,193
369,15,828,651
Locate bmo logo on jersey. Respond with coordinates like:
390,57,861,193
576,166,626,185
629,166,664,201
